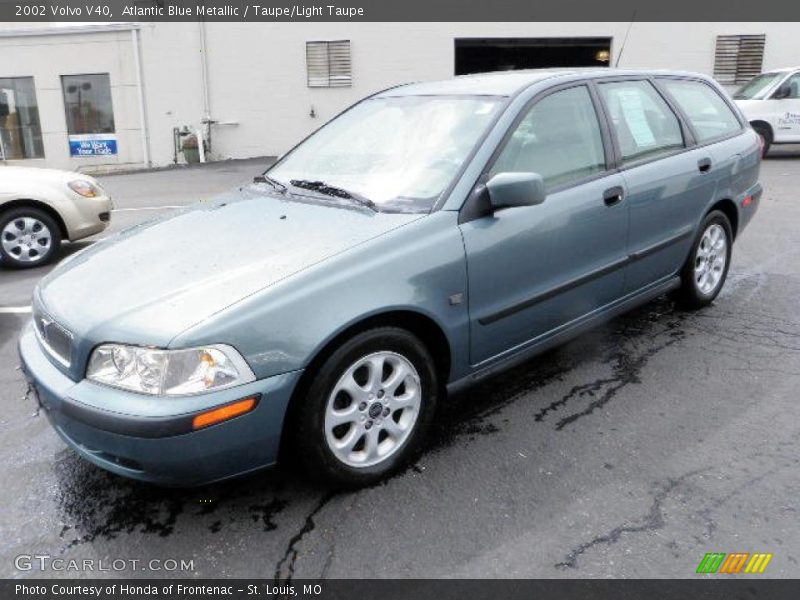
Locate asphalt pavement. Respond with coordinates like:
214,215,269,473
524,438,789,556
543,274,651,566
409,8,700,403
1,151,799,579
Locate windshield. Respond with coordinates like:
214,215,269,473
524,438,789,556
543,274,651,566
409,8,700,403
267,95,503,212
733,72,785,100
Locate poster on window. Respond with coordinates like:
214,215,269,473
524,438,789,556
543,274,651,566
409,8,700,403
68,133,117,156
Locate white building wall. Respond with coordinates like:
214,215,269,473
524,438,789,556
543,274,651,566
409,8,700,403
2,22,799,171
0,25,145,171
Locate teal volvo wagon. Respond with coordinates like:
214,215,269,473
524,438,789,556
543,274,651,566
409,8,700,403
19,70,762,486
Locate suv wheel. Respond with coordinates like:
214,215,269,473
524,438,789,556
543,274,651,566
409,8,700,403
0,207,62,269
674,210,732,309
294,327,438,487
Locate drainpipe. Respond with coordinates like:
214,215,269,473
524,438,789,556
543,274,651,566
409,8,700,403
131,27,151,167
198,21,212,126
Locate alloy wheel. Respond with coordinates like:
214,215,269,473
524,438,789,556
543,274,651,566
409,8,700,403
324,351,422,468
694,223,727,295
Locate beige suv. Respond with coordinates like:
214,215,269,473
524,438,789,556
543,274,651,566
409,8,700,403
0,166,112,269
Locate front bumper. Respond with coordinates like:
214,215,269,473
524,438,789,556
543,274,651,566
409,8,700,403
18,322,301,486
65,193,113,242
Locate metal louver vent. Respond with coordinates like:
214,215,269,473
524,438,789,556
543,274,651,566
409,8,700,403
713,35,766,85
306,40,352,88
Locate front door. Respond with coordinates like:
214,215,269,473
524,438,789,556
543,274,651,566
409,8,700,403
460,84,629,365
773,72,800,142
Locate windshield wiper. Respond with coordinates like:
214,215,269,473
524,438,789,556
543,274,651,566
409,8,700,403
289,179,378,212
253,174,287,194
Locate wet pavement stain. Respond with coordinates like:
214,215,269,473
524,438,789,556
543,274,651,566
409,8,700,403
53,452,293,550
274,492,336,584
555,469,706,569
431,298,690,446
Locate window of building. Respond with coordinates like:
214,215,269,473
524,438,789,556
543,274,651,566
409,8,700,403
660,79,742,143
61,73,115,135
306,40,352,87
0,77,44,160
713,35,766,85
490,86,606,190
598,80,684,165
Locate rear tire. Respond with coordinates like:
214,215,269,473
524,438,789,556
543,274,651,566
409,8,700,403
0,207,62,269
753,124,772,158
673,210,732,310
293,327,438,487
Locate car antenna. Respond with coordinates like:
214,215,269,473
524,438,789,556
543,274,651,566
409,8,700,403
615,9,637,68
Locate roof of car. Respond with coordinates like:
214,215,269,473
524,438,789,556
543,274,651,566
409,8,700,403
374,68,712,98
763,66,800,74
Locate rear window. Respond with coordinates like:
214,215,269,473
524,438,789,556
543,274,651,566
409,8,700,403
660,79,741,143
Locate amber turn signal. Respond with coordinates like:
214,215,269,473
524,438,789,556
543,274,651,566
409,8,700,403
192,396,258,430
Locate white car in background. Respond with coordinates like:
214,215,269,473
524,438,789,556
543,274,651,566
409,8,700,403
734,67,800,156
0,166,112,269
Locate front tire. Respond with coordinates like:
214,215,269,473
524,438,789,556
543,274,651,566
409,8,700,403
674,210,732,309
294,327,438,487
0,207,62,269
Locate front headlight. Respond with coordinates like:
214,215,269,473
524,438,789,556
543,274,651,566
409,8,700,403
86,344,255,395
68,179,101,198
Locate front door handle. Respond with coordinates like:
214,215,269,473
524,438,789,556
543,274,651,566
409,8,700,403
603,186,624,207
698,157,712,173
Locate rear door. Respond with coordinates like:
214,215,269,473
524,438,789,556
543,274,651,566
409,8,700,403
460,84,629,365
596,78,718,293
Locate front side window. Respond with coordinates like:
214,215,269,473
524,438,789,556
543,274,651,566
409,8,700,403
0,77,44,159
733,72,784,100
777,73,800,99
489,85,606,190
660,79,741,143
598,80,684,165
268,95,502,213
61,73,115,135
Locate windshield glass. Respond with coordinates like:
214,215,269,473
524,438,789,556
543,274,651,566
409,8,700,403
733,72,785,100
267,95,503,212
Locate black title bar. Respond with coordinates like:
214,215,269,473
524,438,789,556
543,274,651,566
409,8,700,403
1,0,800,22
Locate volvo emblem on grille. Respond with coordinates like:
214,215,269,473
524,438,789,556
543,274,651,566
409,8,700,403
34,310,73,368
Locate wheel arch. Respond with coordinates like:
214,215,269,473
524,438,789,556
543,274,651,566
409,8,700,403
278,309,453,457
0,199,69,239
749,120,773,141
707,198,739,241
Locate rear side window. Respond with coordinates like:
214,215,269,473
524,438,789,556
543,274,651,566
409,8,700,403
660,79,742,142
598,80,684,165
490,85,606,190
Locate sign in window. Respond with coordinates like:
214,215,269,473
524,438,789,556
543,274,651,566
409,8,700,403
61,73,117,156
0,77,45,159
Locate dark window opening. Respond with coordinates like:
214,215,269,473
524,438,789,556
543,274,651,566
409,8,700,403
455,37,612,76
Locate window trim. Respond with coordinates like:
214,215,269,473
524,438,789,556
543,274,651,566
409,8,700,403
653,75,746,149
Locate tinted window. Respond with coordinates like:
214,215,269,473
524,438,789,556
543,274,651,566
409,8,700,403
0,77,44,159
733,72,784,100
661,79,741,142
61,73,116,135
598,80,684,164
490,85,606,190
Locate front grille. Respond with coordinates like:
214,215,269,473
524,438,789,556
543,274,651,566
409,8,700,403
33,307,74,368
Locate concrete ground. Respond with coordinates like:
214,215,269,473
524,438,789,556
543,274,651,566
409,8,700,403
0,151,799,579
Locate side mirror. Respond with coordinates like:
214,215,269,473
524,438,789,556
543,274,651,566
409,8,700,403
486,172,546,211
772,84,792,99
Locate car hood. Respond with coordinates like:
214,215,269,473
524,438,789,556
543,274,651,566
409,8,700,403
38,187,423,346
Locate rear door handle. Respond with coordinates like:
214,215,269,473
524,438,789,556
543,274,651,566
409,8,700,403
603,186,624,207
698,157,712,173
